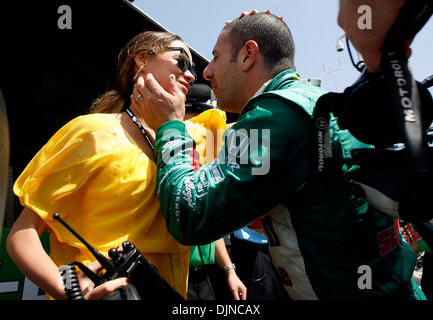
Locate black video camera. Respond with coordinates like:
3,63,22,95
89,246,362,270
54,213,184,301
311,1,433,246
185,83,217,113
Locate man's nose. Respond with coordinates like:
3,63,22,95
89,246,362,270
203,64,213,81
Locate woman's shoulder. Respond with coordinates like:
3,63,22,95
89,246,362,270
53,113,124,142
184,109,227,133
65,113,121,131
45,113,131,154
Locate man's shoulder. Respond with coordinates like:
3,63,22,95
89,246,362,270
244,85,326,122
269,82,327,108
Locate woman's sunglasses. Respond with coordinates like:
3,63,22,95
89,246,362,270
166,47,197,81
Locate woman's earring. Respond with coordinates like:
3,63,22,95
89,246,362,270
133,64,145,82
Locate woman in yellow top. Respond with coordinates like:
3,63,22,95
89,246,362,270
6,31,199,300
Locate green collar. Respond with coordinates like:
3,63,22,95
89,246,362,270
264,69,301,92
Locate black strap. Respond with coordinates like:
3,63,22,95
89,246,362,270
381,0,433,175
125,107,155,151
383,0,433,49
380,1,433,227
198,246,206,266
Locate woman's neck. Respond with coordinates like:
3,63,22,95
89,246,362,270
127,105,156,140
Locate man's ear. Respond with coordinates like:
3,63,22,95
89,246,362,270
238,40,259,71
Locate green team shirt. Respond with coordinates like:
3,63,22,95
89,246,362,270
189,243,215,266
155,69,422,299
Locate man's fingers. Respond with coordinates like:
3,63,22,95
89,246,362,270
168,74,184,97
135,74,152,101
231,288,246,300
241,9,257,17
144,72,166,96
143,73,184,101
403,38,413,58
132,85,144,105
227,9,278,25
239,287,247,300
231,285,247,300
231,289,240,300
405,47,413,59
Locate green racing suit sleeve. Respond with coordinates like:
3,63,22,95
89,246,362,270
155,97,312,245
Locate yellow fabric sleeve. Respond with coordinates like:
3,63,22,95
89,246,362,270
13,113,189,297
184,109,227,164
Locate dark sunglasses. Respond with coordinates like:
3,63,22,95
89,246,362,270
166,47,197,81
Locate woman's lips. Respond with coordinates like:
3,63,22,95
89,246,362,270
180,81,190,95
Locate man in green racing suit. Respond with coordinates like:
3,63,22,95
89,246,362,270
134,13,424,299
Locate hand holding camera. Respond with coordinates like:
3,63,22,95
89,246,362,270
54,213,183,300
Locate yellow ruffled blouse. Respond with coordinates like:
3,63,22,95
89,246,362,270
13,109,226,299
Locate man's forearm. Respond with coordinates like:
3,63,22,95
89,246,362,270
155,121,275,245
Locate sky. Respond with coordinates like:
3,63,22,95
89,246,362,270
133,0,432,94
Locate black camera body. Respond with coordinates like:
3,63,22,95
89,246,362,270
310,0,433,248
106,241,184,301
101,241,146,300
54,213,184,301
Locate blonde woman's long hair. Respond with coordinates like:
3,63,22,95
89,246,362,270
90,31,183,114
